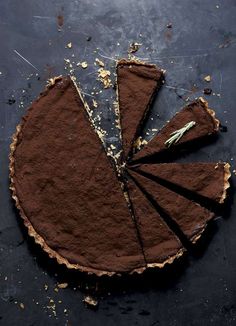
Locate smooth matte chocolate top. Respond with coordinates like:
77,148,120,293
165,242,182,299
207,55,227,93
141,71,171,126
131,99,219,163
127,177,184,266
129,170,214,243
117,60,164,160
12,77,146,274
132,162,228,203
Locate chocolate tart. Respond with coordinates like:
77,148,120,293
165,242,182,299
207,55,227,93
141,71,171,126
131,98,220,163
132,162,231,204
10,76,147,276
116,59,164,160
127,177,185,267
128,170,214,243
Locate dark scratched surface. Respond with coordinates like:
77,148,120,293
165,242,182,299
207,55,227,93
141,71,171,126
0,0,236,325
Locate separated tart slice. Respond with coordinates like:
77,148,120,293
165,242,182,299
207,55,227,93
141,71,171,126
131,98,219,163
116,59,164,160
131,162,231,204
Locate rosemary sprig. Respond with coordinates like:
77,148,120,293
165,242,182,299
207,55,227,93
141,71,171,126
164,121,196,148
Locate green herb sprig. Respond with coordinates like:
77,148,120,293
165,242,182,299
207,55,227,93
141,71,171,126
165,121,196,148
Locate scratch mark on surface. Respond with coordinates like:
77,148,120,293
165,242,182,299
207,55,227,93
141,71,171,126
97,53,117,62
81,91,95,98
152,53,209,60
33,16,52,19
219,72,223,95
164,85,193,93
13,50,39,71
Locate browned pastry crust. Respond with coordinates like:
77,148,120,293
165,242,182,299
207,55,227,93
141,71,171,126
220,163,231,204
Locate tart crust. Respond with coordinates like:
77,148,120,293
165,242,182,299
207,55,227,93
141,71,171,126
220,163,231,204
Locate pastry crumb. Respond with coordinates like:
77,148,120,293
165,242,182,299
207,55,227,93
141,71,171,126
128,42,142,53
66,42,72,49
81,61,88,69
204,75,211,82
92,99,98,108
58,282,68,289
19,303,25,309
95,58,105,67
84,295,98,307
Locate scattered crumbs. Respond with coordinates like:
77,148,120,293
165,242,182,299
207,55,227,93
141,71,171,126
44,284,48,291
0,72,2,75
110,144,116,150
204,88,212,95
54,288,59,293
92,99,98,108
204,75,211,82
57,283,68,289
19,303,25,310
58,300,62,304
64,58,70,64
97,68,112,88
47,298,57,317
81,61,88,69
216,5,219,8
4,276,7,281
133,136,148,150
233,170,236,175
230,158,234,161
66,42,72,49
95,58,105,67
166,22,172,28
128,42,142,53
83,295,98,307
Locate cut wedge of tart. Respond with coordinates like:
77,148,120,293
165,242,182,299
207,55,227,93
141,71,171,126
127,177,185,267
116,59,164,160
131,98,220,163
128,170,214,244
131,162,231,204
10,76,146,276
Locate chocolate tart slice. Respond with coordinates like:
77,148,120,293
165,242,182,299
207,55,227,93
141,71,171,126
127,177,185,267
128,170,214,244
10,76,146,276
131,98,219,163
116,59,164,160
132,162,231,204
